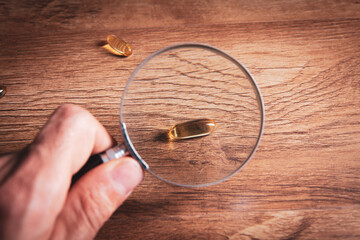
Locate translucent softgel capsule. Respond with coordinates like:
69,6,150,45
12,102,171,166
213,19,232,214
105,35,132,56
168,119,217,140
0,86,6,98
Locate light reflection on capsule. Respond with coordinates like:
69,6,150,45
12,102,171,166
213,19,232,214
168,119,217,141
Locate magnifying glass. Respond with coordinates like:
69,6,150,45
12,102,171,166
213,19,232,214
72,43,265,187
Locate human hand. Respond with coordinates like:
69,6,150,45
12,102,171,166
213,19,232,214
0,104,143,239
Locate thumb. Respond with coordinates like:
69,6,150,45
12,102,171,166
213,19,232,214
51,157,143,240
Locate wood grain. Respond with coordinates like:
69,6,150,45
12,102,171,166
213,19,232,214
0,0,359,239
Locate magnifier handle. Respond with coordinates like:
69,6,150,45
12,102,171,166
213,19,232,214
71,143,128,186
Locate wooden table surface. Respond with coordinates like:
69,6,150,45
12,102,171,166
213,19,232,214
1,0,360,239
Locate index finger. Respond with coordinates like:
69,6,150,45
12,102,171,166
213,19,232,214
32,104,116,178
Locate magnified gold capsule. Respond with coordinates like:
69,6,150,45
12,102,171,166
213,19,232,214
0,86,6,98
168,119,217,141
104,35,132,57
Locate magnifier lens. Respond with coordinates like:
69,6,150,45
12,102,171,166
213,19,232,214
121,44,263,187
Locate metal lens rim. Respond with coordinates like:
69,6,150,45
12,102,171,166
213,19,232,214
120,42,265,187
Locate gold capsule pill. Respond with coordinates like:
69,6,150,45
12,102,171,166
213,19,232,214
105,35,132,56
168,119,217,141
0,86,6,98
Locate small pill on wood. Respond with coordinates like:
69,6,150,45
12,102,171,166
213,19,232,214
104,35,132,57
0,86,7,98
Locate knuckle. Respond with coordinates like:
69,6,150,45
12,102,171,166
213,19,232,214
53,104,93,133
55,104,88,123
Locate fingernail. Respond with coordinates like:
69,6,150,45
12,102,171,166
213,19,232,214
111,158,143,196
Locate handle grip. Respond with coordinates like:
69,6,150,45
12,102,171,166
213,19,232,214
71,143,128,186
